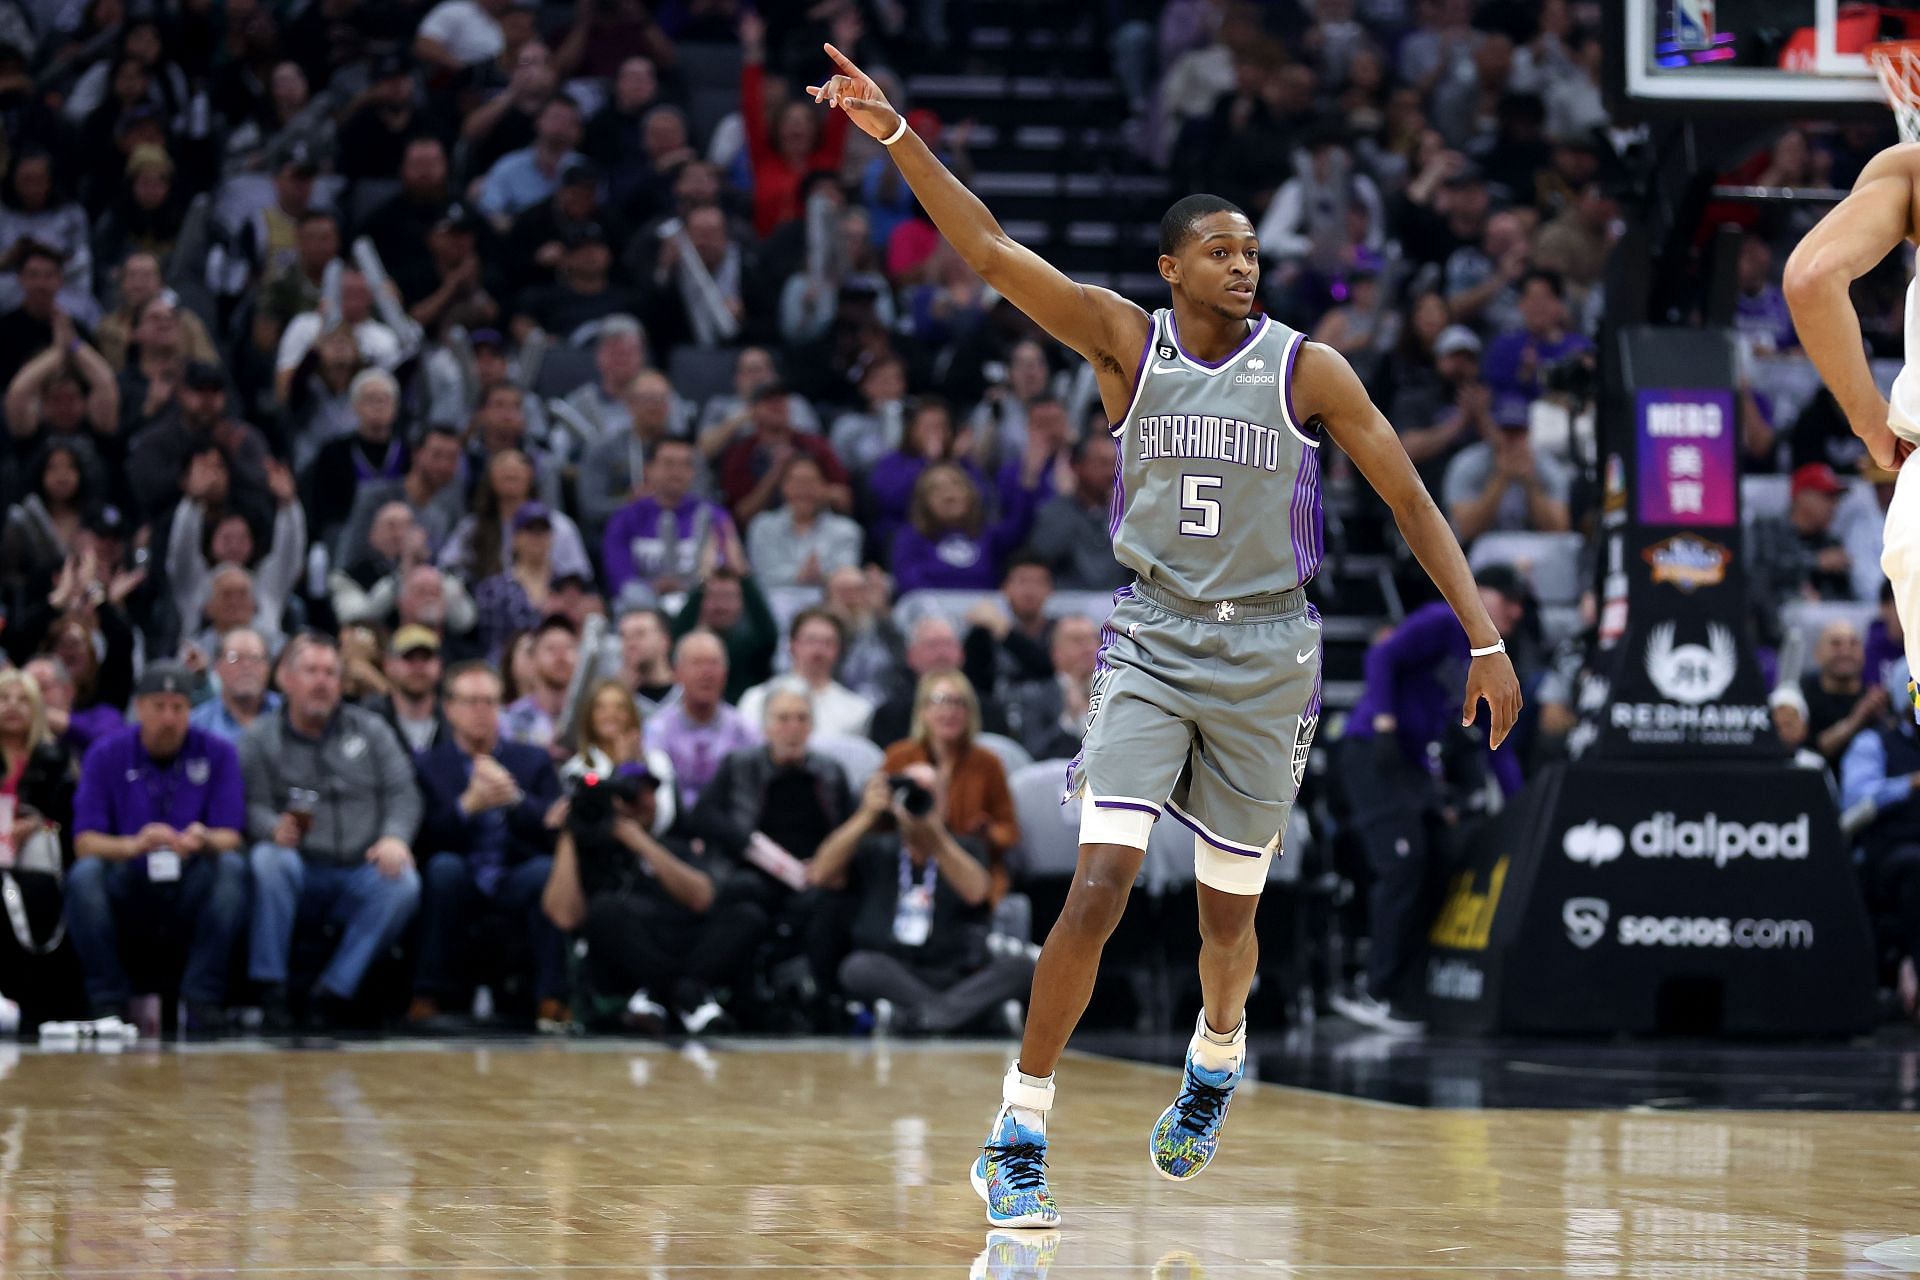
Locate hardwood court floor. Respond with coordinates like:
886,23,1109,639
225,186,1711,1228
1,1038,1918,1278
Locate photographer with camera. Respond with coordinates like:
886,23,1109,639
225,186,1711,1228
808,762,1032,1036
543,761,760,1033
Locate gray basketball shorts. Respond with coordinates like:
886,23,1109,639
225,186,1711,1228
1064,581,1323,895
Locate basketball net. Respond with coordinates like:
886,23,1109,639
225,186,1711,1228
1869,40,1920,143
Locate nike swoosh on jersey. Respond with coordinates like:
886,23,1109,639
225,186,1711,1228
1151,363,1185,374
1296,648,1316,664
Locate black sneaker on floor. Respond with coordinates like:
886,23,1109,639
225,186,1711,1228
257,984,293,1034
302,993,354,1034
181,1001,229,1040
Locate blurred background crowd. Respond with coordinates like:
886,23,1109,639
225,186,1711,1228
0,0,1914,1041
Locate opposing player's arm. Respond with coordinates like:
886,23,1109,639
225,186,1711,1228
809,45,1147,379
1295,341,1523,747
1783,145,1920,465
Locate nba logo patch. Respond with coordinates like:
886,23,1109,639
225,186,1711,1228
1157,345,1175,360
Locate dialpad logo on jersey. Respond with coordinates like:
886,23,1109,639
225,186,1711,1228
1564,813,1809,869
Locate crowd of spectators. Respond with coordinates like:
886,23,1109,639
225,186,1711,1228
0,0,1911,1040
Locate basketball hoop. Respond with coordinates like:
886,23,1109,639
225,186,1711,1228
1868,39,1920,142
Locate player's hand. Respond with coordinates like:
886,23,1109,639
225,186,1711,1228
807,44,900,142
1463,652,1522,749
1862,419,1914,471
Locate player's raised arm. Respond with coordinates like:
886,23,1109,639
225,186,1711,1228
1294,341,1522,746
1784,144,1920,469
810,45,1146,378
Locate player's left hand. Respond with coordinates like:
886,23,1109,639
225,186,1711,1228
1463,652,1522,749
1866,422,1915,471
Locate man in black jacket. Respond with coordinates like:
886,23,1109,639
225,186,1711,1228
410,660,563,1028
690,680,855,1025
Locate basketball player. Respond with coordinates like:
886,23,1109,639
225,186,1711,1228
810,46,1521,1228
1784,144,1920,722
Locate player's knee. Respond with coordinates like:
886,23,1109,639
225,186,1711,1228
1058,851,1136,940
1197,900,1258,952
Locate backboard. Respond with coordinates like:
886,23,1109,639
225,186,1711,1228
1611,0,1920,113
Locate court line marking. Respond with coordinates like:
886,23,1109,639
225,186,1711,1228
1064,1047,1421,1112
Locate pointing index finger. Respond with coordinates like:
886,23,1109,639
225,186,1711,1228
824,42,860,76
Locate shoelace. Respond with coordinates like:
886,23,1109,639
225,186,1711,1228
984,1140,1048,1191
1172,1074,1233,1133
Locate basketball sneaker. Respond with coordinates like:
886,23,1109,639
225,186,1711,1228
1149,1036,1245,1181
1908,677,1919,727
969,1229,1061,1280
971,1106,1061,1228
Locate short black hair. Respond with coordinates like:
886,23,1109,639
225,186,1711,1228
1159,194,1250,257
1003,552,1052,583
1520,268,1565,299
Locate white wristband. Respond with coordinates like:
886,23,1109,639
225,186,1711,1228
1469,640,1506,658
879,114,910,147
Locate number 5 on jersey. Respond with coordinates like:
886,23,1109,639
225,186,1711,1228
1179,474,1222,537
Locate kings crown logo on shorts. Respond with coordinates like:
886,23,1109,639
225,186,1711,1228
1291,711,1318,788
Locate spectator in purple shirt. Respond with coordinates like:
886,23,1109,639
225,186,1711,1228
1331,567,1528,1035
601,438,737,609
644,630,760,816
865,396,986,560
1733,233,1798,355
64,663,249,1036
1480,270,1592,422
890,461,1043,594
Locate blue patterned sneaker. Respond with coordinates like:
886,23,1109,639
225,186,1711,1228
969,1228,1062,1279
1909,678,1919,727
1150,1027,1245,1182
970,1106,1061,1228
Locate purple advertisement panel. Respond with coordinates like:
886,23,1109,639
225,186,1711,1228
1637,389,1737,527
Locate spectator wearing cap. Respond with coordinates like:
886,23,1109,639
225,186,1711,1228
542,760,749,1034
406,204,499,339
361,625,452,755
739,611,876,741
501,614,579,752
94,252,219,375
336,53,426,184
224,147,323,302
1390,324,1490,489
718,383,852,526
414,0,510,71
478,96,586,224
513,220,642,343
1481,270,1592,421
738,11,850,238
744,454,864,592
505,157,625,303
242,633,422,1031
333,426,469,571
474,503,571,664
557,314,647,449
647,630,760,816
125,358,273,527
65,662,248,1035
411,660,566,1027
1441,384,1572,546
1025,432,1131,592
1334,569,1529,1033
601,437,737,608
1750,463,1859,607
190,627,281,745
642,203,753,356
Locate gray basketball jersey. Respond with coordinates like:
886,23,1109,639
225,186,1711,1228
1108,309,1321,601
